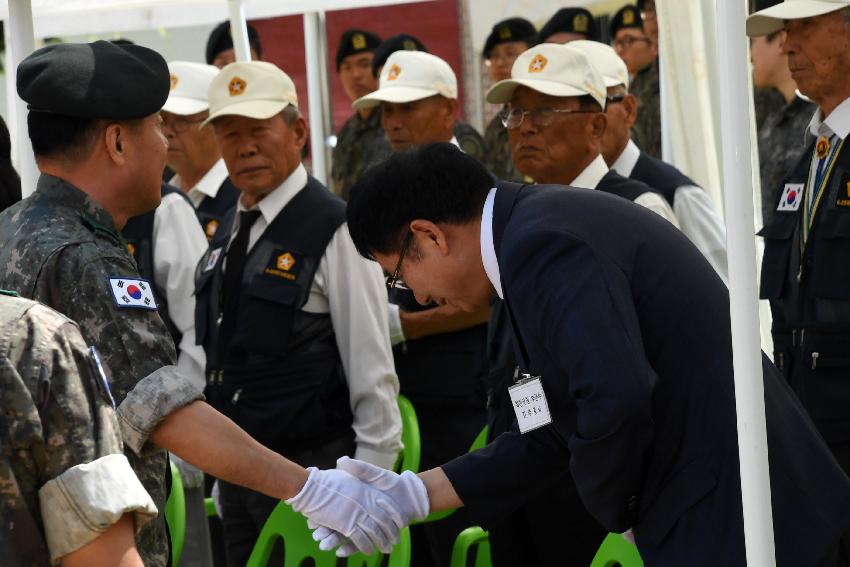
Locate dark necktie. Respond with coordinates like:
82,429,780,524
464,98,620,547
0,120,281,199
222,210,261,316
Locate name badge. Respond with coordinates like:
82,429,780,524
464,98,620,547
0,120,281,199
204,247,222,272
777,183,803,212
509,372,553,434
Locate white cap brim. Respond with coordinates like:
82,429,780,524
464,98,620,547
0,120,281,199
353,86,443,110
203,100,290,127
162,96,209,116
746,0,849,36
486,78,592,104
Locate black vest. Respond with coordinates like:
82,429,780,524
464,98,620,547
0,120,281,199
122,183,191,344
759,139,850,441
194,176,353,454
630,151,696,207
596,169,663,203
196,177,240,241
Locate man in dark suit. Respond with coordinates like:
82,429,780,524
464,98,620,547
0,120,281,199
313,142,850,567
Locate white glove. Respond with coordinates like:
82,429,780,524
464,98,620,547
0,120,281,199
286,467,404,555
170,454,204,489
311,457,430,556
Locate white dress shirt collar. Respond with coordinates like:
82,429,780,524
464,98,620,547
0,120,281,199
236,162,308,225
171,158,229,200
450,136,461,149
610,140,642,178
480,188,503,299
808,96,850,141
570,154,610,189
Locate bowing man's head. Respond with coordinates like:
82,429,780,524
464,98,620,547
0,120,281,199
347,143,496,311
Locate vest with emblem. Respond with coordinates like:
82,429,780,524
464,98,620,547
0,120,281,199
596,169,662,202
630,151,696,208
196,177,240,241
759,139,850,443
194,177,353,454
121,183,191,344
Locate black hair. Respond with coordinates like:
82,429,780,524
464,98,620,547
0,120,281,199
347,142,494,259
27,112,104,161
0,114,20,213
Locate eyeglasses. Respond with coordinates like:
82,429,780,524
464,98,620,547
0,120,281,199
161,114,207,134
612,36,650,50
501,106,597,129
606,93,627,105
485,51,524,67
386,230,413,290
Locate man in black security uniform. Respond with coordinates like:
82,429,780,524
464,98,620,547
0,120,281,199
195,60,402,566
749,0,850,485
206,20,262,69
538,7,597,43
317,142,850,567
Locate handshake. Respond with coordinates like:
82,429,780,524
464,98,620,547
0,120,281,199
286,457,432,556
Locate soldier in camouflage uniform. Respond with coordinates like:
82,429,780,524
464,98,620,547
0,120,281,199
631,0,662,159
0,291,157,566
481,18,537,182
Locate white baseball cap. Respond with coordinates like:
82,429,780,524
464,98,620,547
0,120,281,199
162,61,219,116
486,43,607,109
747,0,850,37
569,40,630,90
204,61,298,126
353,50,457,110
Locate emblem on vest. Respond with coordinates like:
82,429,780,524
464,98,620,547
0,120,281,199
204,247,223,272
816,136,831,160
837,179,850,208
127,242,136,257
264,250,301,281
205,219,220,239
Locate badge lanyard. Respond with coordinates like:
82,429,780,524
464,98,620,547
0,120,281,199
802,136,844,247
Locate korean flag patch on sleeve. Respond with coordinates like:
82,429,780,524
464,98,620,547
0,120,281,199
109,277,158,310
777,183,803,212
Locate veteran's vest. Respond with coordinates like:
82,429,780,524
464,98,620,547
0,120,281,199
195,177,240,241
194,177,352,454
122,183,191,344
631,151,696,208
596,170,663,203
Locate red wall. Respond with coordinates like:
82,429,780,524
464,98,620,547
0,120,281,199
252,0,462,134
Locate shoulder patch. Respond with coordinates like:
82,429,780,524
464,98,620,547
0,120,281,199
108,277,158,310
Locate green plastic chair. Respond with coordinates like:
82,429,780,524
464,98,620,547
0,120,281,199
396,394,421,473
449,526,491,567
589,533,644,567
165,460,186,567
244,500,411,567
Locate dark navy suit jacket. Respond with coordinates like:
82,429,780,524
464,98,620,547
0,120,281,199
442,182,850,566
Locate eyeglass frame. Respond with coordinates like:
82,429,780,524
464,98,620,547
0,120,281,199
612,36,651,50
386,229,413,290
501,105,598,130
160,112,208,134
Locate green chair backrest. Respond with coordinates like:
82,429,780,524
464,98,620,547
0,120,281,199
245,500,411,567
449,526,491,567
165,460,186,567
396,394,421,474
589,533,644,567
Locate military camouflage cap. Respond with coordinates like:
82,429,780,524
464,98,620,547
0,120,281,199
336,29,382,70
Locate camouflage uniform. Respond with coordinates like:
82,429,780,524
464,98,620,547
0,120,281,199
630,59,662,159
0,175,203,567
453,121,487,164
331,107,392,200
482,108,527,182
757,94,816,227
0,292,156,566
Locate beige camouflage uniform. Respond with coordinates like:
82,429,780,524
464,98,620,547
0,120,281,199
630,59,662,160
0,175,204,567
331,107,392,200
483,109,527,182
0,292,156,566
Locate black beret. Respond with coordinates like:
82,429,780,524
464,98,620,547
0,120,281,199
482,18,537,59
751,0,782,13
17,40,170,120
336,29,382,70
371,34,428,78
610,5,643,36
538,8,597,42
205,21,262,64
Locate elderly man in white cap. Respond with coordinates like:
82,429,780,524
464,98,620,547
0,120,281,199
571,40,729,283
749,5,850,557
194,60,402,566
352,48,489,566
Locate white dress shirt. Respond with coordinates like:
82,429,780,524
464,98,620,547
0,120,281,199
481,188,503,299
152,192,209,390
170,158,230,209
230,163,402,469
611,140,729,284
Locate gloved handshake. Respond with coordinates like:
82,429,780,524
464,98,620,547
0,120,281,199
285,457,431,556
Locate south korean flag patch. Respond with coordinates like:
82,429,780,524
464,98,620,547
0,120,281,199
108,277,158,310
777,183,803,212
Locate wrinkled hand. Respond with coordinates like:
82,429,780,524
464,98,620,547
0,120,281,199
310,457,430,556
286,466,405,555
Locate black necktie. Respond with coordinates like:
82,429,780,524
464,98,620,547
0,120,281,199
222,210,261,316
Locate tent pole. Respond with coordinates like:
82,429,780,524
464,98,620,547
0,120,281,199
714,0,777,565
303,11,328,185
227,0,251,62
7,0,37,197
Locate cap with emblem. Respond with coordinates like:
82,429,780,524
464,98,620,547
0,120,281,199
336,28,382,70
162,61,219,116
610,5,643,36
371,33,428,78
569,40,630,89
204,61,298,126
483,18,538,59
538,8,598,42
486,43,607,109
747,0,850,37
17,40,170,120
206,21,263,64
354,50,457,110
